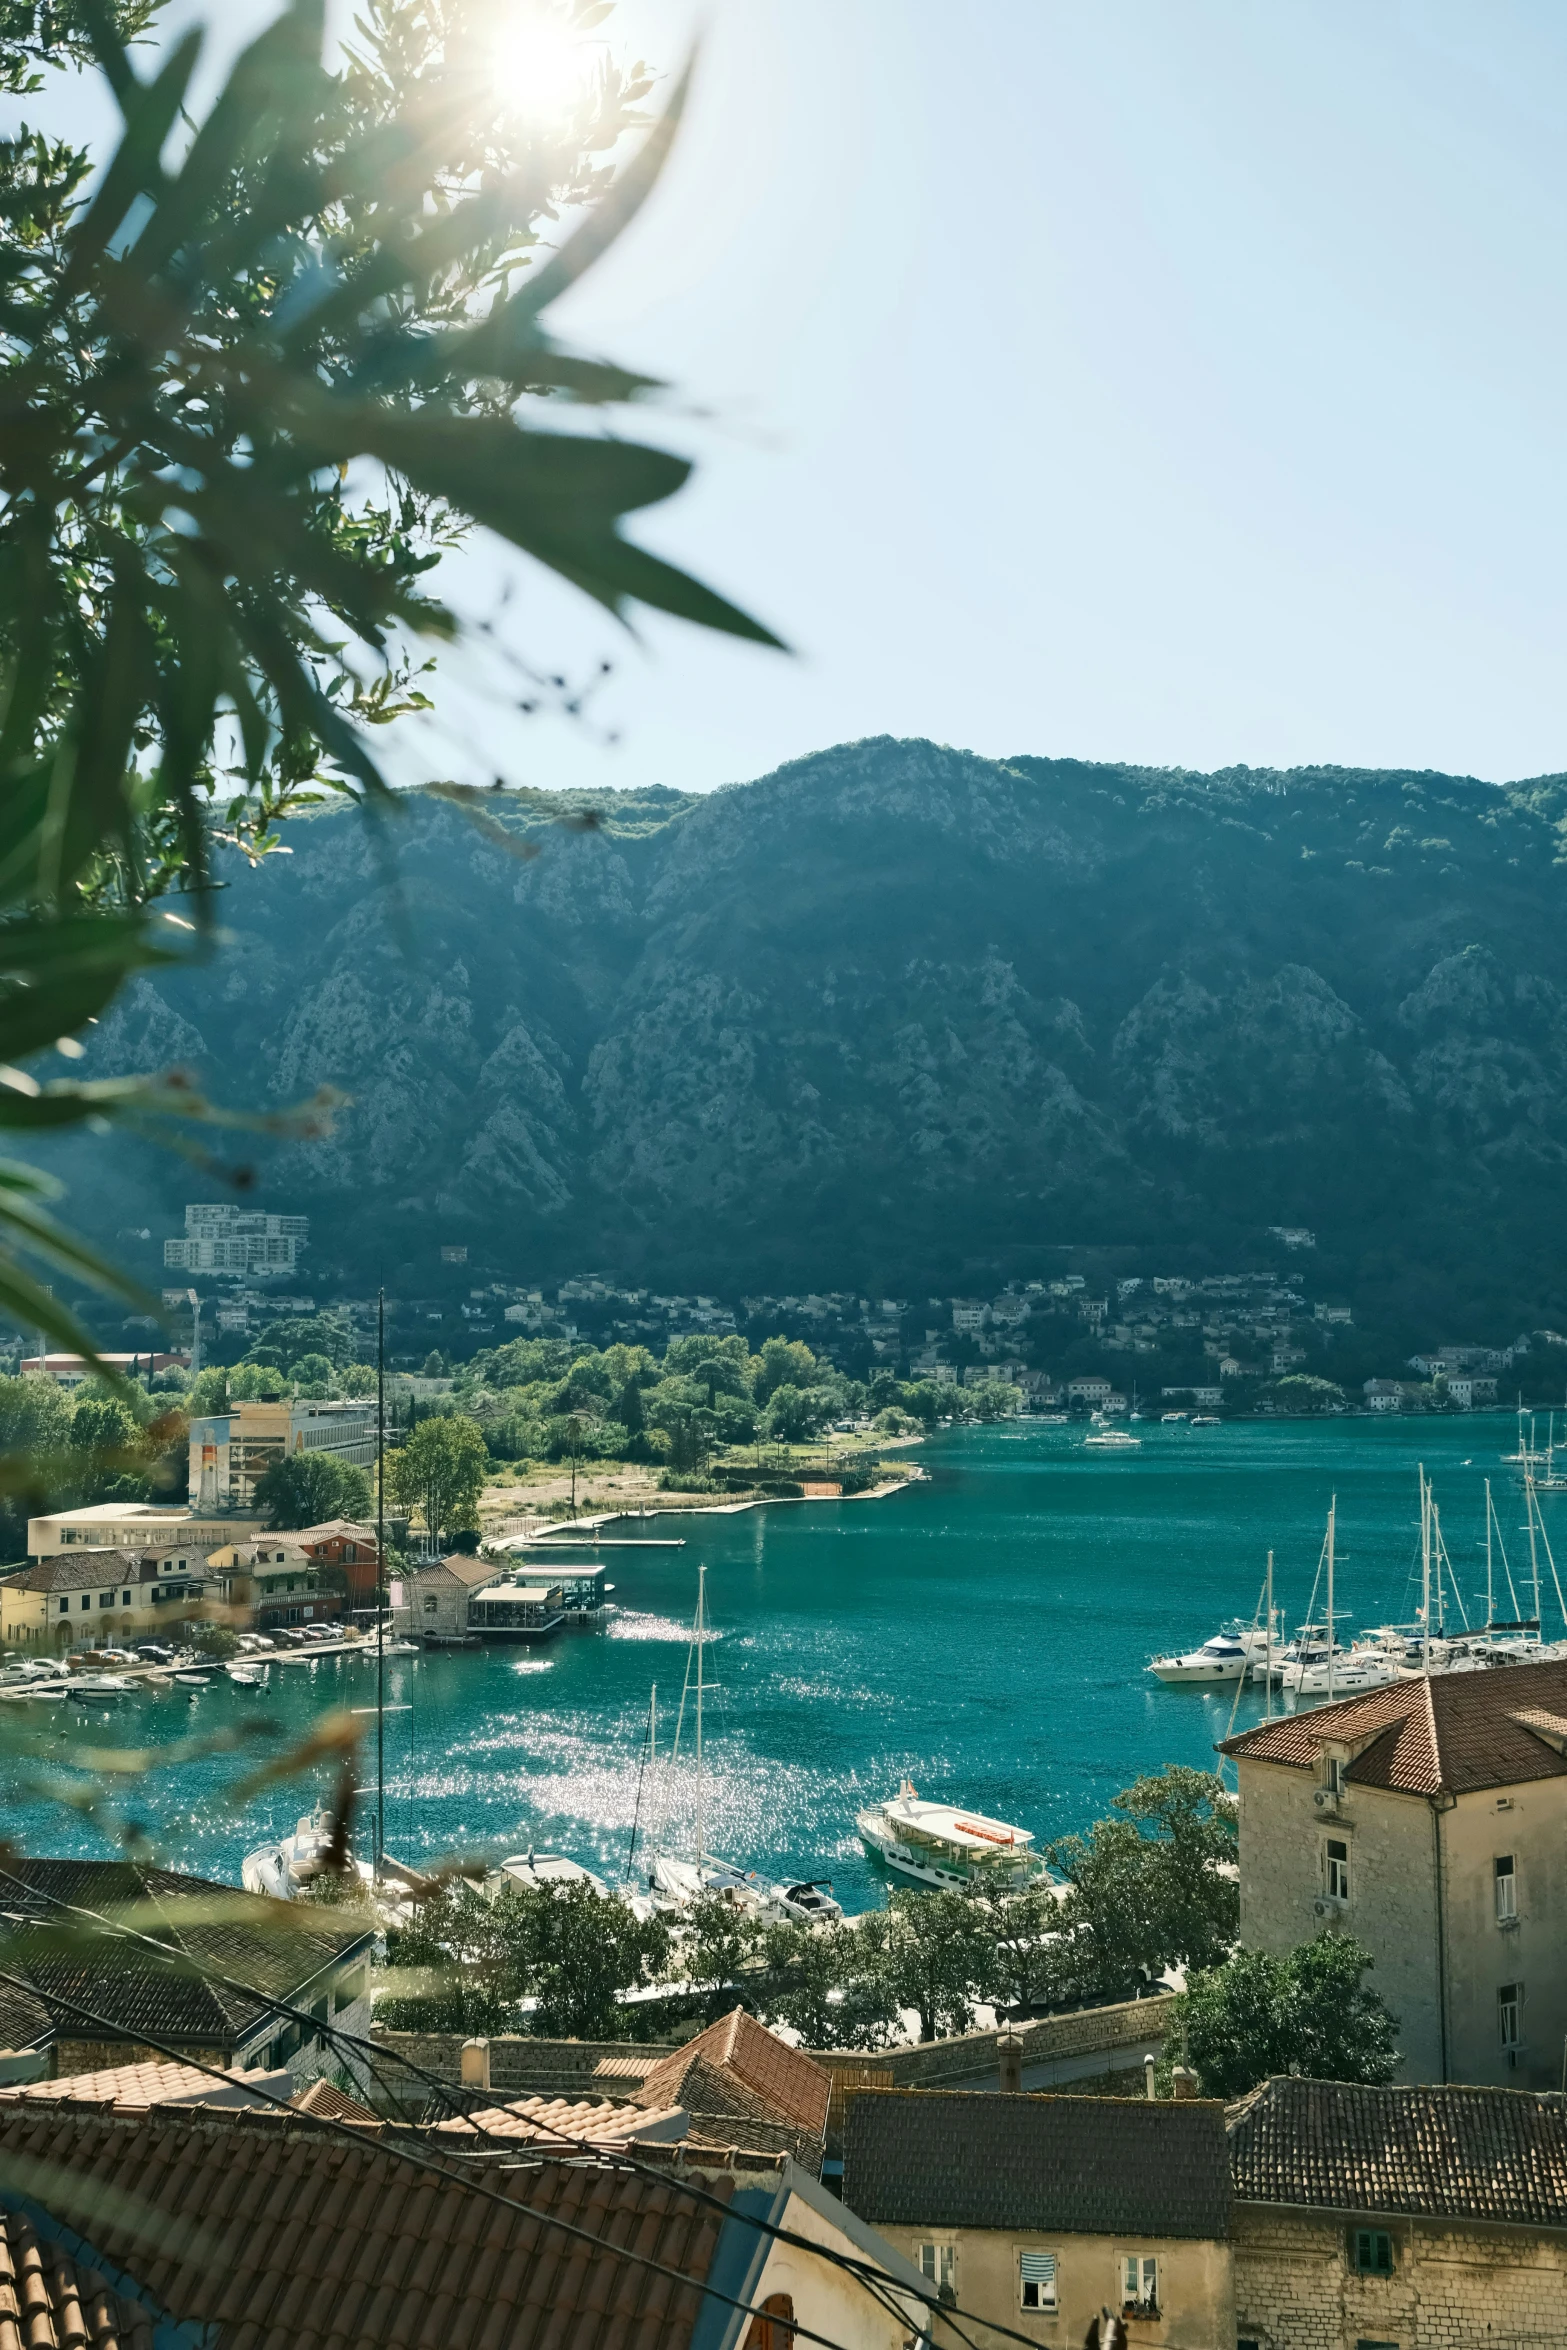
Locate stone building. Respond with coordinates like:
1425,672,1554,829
842,2087,1234,2346
1221,1660,1567,2088
405,1552,494,1640
1230,2075,1567,2350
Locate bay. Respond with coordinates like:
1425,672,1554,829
6,1415,1561,1903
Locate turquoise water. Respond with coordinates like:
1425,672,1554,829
7,1417,1563,1903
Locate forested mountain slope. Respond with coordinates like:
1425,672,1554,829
50,741,1567,1336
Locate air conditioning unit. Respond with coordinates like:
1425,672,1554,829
1312,1899,1330,1917
1312,1789,1339,1812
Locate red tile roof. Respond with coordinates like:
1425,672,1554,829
0,2103,737,2350
0,2057,286,2111
638,2009,831,2141
1220,1658,1567,1795
290,2077,377,2125
433,2093,690,2148
0,2208,150,2350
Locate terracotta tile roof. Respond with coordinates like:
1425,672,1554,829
1220,1658,1567,1795
843,2089,1231,2239
638,2009,831,2140
2,1549,152,1594
1228,2077,1567,2225
593,2053,658,2081
432,2094,690,2148
290,2078,378,2125
0,2208,152,2350
0,2102,737,2350
0,2058,290,2111
0,1858,372,2054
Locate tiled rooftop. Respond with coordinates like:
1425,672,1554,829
843,2089,1232,2240
1229,2077,1567,2224
638,2008,831,2140
0,1858,372,2052
0,2057,289,2111
1220,1658,1567,1795
291,2077,378,2125
0,2102,736,2350
433,2093,690,2148
0,2208,150,2350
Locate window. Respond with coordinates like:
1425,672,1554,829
120,1590,131,1605
57,1599,67,1616
1122,2255,1158,2314
1499,1982,1523,2048
79,1594,90,1611
424,1595,438,1615
1326,1758,1345,1797
1018,2252,1057,2311
1353,2229,1395,2276
1326,1838,1350,1901
916,2243,957,2304
97,1590,113,1608
1495,1854,1517,1922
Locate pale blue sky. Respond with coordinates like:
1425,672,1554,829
26,3,1567,790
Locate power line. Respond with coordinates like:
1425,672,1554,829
0,1865,1041,2350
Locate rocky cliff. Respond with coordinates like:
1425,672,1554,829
47,740,1567,1333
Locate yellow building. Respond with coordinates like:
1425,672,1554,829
842,2088,1234,2347
1,1547,213,1650
1222,1660,1567,2089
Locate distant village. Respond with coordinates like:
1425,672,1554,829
28,1200,1557,1421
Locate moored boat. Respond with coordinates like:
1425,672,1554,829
857,1778,1044,1892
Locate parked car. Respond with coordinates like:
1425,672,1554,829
281,1628,311,1645
74,1648,137,1670
134,1642,175,1664
301,1623,338,1643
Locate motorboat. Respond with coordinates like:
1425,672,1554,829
1190,1415,1222,1427
227,1663,267,1687
1083,1429,1140,1450
1279,1651,1398,1696
1148,1632,1254,1686
1160,1411,1188,1423
67,1675,131,1700
857,1779,1044,1892
490,1851,610,1898
172,1671,211,1687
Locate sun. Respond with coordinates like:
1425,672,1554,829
483,3,595,130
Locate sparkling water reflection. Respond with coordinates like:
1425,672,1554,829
5,1417,1559,1903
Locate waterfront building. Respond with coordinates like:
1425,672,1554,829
187,1399,375,1510
406,1552,496,1641
207,1538,342,1633
0,1546,212,1650
843,2087,1233,2347
464,1579,566,1642
26,1501,256,1558
1221,1661,1567,2089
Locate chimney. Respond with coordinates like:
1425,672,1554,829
1145,2055,1157,2100
1170,2064,1197,2100
998,2033,1023,2095
460,2037,491,2092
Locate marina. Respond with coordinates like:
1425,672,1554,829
4,1416,1566,1904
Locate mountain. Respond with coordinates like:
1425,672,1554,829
41,739,1567,1339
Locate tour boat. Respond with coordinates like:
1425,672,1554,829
1083,1429,1140,1450
856,1778,1044,1892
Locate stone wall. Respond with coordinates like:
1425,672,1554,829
1234,2203,1567,2348
811,1994,1177,2093
370,2029,677,2108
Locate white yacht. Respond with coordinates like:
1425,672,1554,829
1148,1632,1254,1686
1083,1428,1140,1451
490,1850,610,1898
1279,1651,1397,1696
857,1779,1044,1892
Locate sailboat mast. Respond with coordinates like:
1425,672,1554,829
694,1561,705,1871
1265,1549,1274,1725
1486,1480,1494,1641
376,1281,385,1874
1526,1466,1542,1629
1334,1494,1343,1701
1420,1464,1431,1677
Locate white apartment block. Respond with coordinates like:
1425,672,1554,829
164,1204,308,1278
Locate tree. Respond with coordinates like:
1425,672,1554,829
866,1890,992,2044
762,1383,826,1443
67,1392,149,1504
972,1880,1075,2018
508,1881,669,2040
1047,1767,1238,1984
388,1413,487,1546
1170,1935,1400,2098
754,1339,821,1404
682,1893,765,2018
253,1448,372,1530
1264,1375,1347,1415
0,1,778,1359
760,1919,898,2051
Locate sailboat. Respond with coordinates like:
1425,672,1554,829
645,1563,842,1926
1276,1499,1397,1697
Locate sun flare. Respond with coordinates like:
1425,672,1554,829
483,4,594,129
